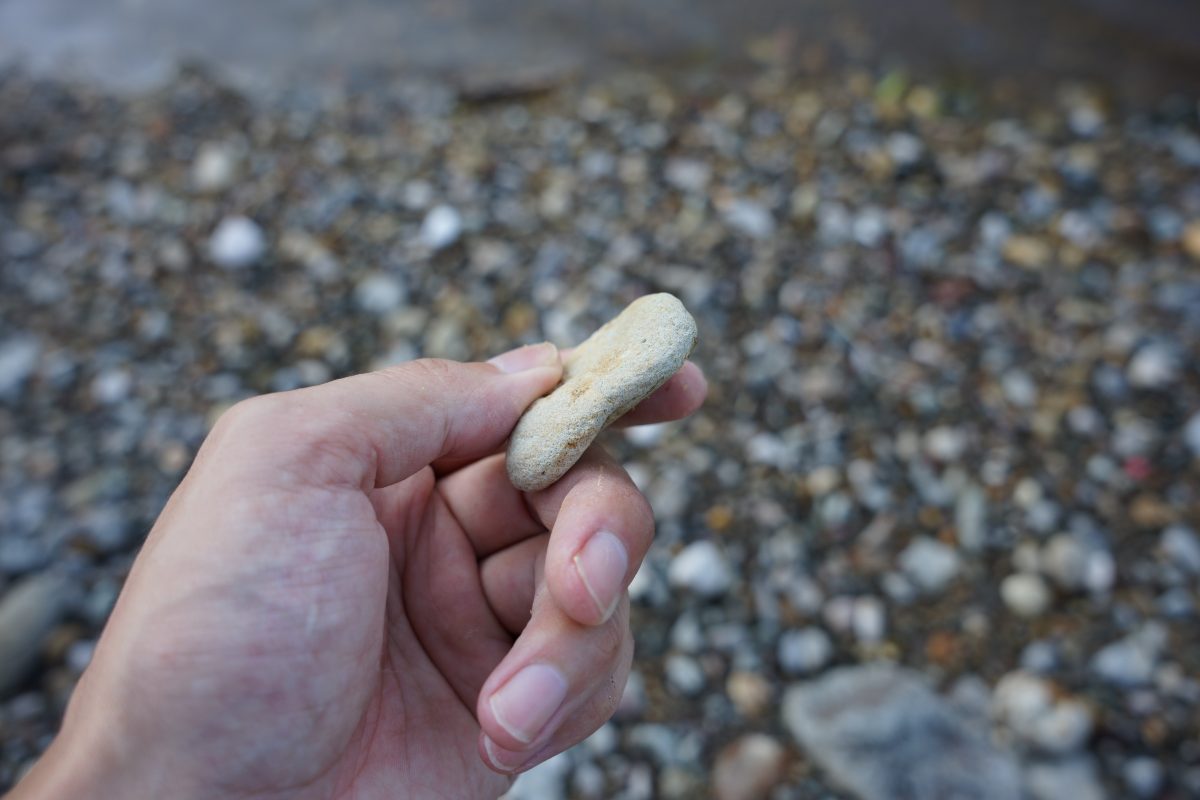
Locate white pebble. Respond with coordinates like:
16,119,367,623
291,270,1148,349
419,204,462,250
209,216,266,269
1128,344,1179,388
191,141,239,191
1185,411,1200,457
778,627,833,675
354,273,407,314
665,654,706,696
1123,757,1164,798
1001,572,1051,617
852,596,886,643
1162,524,1200,574
723,199,775,239
668,541,733,598
0,337,41,399
898,536,961,594
90,368,133,405
924,425,967,462
664,158,711,193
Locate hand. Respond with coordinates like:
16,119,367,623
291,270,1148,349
10,343,706,800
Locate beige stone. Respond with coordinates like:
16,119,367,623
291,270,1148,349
506,293,698,491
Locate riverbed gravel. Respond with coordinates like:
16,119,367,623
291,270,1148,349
1,63,1198,798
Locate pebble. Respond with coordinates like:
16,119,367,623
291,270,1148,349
722,200,775,239
993,671,1094,754
1127,343,1179,389
1161,524,1200,574
507,293,697,491
353,273,407,315
712,734,786,800
208,216,266,269
1024,757,1106,800
777,628,833,676
418,204,463,250
1091,624,1165,688
190,141,240,192
664,654,705,696
898,536,961,594
782,664,1022,800
1122,756,1165,798
1185,411,1200,457
1001,573,1052,618
0,573,70,698
725,671,771,717
667,541,733,599
0,337,40,399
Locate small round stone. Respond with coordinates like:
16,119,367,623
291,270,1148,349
1001,572,1052,617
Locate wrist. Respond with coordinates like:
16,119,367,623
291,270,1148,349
8,687,188,800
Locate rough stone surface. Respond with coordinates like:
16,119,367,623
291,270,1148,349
507,293,697,491
782,664,1022,800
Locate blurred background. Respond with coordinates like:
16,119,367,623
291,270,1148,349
2,1,1200,798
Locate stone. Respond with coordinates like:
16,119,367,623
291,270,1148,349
1091,624,1165,688
777,627,833,676
208,216,266,269
664,654,705,696
1123,756,1164,798
191,141,240,192
1001,572,1052,617
1024,757,1106,800
993,672,1093,754
898,536,961,593
507,293,698,491
1127,343,1179,389
712,734,786,800
0,336,41,399
0,572,70,698
782,664,1022,800
418,204,463,250
353,273,407,314
1161,524,1200,574
1185,411,1200,457
723,199,775,238
1041,534,1088,590
667,541,733,599
726,671,772,717
955,484,987,551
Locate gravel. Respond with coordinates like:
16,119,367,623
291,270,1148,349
2,61,1198,797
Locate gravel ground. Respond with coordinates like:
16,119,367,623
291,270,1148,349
0,63,1198,798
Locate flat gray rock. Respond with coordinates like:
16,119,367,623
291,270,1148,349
782,664,1022,800
507,293,697,492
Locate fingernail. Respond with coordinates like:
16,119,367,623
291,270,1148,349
488,663,568,744
482,735,523,773
574,530,628,623
488,342,559,374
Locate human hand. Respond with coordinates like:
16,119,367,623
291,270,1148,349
10,343,706,800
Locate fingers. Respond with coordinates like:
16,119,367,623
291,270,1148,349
475,592,633,775
208,343,562,490
480,534,547,635
436,454,543,555
527,448,655,627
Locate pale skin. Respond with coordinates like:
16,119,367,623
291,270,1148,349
8,342,706,800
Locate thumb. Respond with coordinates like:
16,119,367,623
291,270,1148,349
212,343,562,490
